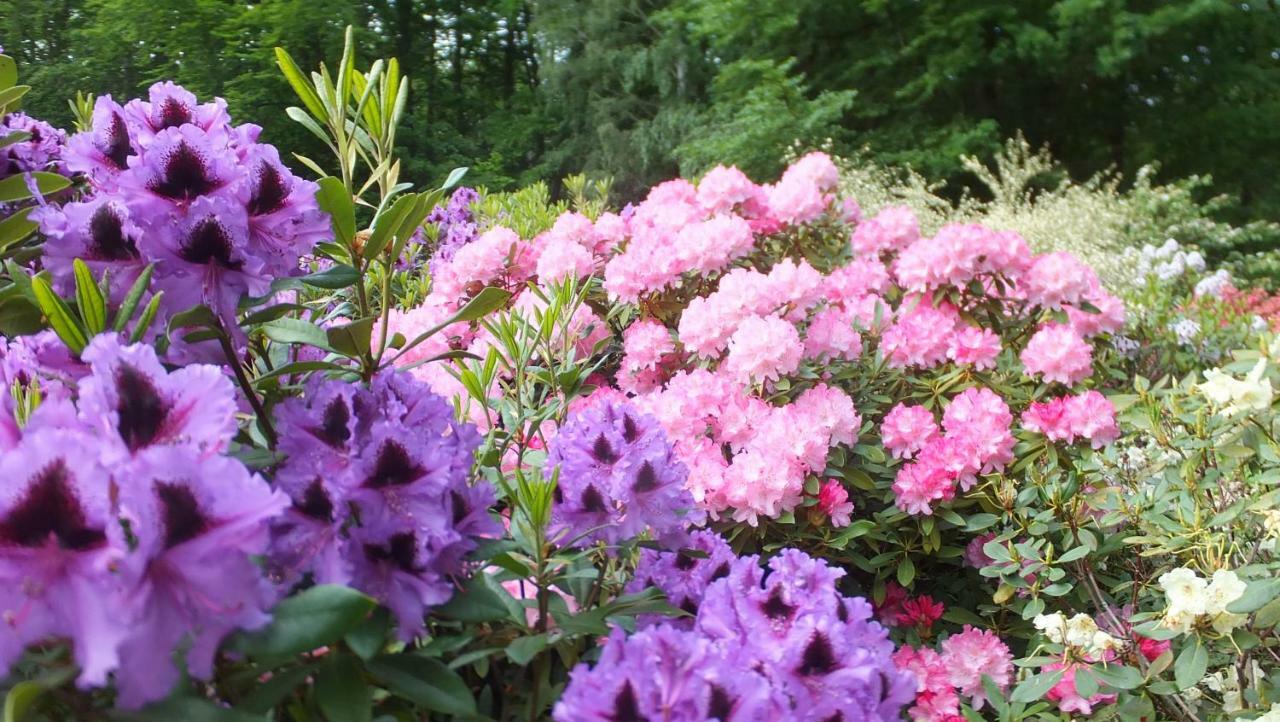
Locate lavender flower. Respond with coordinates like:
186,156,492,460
42,82,328,339
552,626,775,722
112,446,287,707
0,112,66,178
563,548,915,721
426,186,479,274
627,529,737,624
547,400,702,547
268,370,495,638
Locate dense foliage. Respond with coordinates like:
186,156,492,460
1,24,1279,722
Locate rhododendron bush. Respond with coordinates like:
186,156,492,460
1,35,1278,722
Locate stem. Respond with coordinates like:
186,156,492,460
218,329,277,448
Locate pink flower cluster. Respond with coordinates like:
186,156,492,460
1021,391,1120,448
637,375,859,524
1020,323,1094,385
889,389,1015,515
893,627,1013,721
604,153,842,301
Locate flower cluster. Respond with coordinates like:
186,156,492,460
891,627,1014,721
0,334,285,708
887,388,1015,516
1020,390,1120,448
0,111,66,179
425,186,479,274
545,398,701,546
560,538,915,721
269,370,495,638
1198,358,1274,416
1157,567,1248,635
37,83,328,333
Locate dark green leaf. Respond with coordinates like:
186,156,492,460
327,316,375,358
236,585,376,659
113,264,155,332
0,206,37,250
301,263,359,289
316,654,372,722
1010,669,1065,703
1092,664,1144,691
113,696,266,722
262,317,334,352
236,665,314,715
365,655,477,716
434,573,515,623
504,634,549,666
72,259,106,334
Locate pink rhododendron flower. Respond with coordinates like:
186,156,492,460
1021,323,1093,385
881,403,939,460
1025,251,1097,310
824,257,891,300
817,479,854,527
696,164,764,215
901,595,945,631
893,646,961,721
948,326,1001,369
767,152,838,225
941,387,1015,473
804,306,863,361
725,314,802,385
893,460,957,515
1022,391,1118,447
1044,663,1117,715
852,205,919,256
940,626,1013,709
1066,286,1126,337
881,300,959,369
534,236,594,282
894,223,1031,292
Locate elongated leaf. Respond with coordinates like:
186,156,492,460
285,106,334,150
364,191,417,261
261,317,334,352
0,172,71,203
315,655,372,722
301,263,359,289
72,260,106,334
115,696,266,722
0,85,30,113
316,177,355,244
30,276,87,353
274,47,327,120
240,303,309,326
365,655,476,716
440,166,468,191
235,585,376,659
1226,578,1280,614
235,665,314,715
0,55,16,91
113,264,155,332
252,360,348,386
130,292,164,344
5,681,46,722
0,206,37,250
1010,669,1065,703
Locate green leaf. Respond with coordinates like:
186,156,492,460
72,260,107,334
1010,669,1065,703
0,206,37,250
1173,637,1208,690
505,634,549,666
301,263,359,289
274,47,328,120
113,264,155,332
1056,546,1090,563
393,287,512,362
327,317,375,358
316,654,372,722
364,192,418,261
1226,578,1280,614
434,573,515,623
0,85,31,113
1092,664,1144,691
236,665,314,715
344,607,392,661
130,292,164,344
167,304,221,331
0,55,16,90
30,275,87,353
962,513,999,532
114,696,266,722
261,317,334,352
896,555,915,587
316,177,355,244
251,360,349,386
365,655,477,716
0,172,71,203
5,681,46,722
440,167,468,191
236,585,376,659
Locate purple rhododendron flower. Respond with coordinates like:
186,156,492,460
547,399,702,547
0,333,288,708
268,370,495,639
113,446,287,707
562,546,915,721
627,529,737,625
0,426,126,687
77,334,237,461
42,82,328,345
0,112,67,178
425,186,479,274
